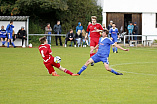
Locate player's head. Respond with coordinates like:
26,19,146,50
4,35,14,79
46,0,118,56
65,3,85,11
1,25,4,29
91,16,97,25
10,21,13,25
101,29,109,37
112,23,116,28
39,36,47,44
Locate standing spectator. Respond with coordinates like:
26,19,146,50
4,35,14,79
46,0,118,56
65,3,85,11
133,22,138,40
17,26,27,47
64,29,76,47
0,25,7,46
53,21,62,46
107,20,113,38
127,22,134,42
102,24,106,29
76,22,83,47
6,21,16,48
45,23,52,45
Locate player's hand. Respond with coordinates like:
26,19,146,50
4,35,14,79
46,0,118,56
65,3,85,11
90,49,94,54
110,37,113,40
124,49,129,51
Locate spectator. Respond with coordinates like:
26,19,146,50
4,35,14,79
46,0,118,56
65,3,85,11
6,21,16,48
64,29,76,47
17,26,27,47
45,23,52,45
102,24,106,29
53,21,62,46
87,22,91,46
127,22,134,42
82,29,87,47
133,22,138,40
0,25,7,46
76,22,83,47
107,20,113,38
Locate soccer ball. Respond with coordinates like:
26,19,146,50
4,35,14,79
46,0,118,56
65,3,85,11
54,56,61,63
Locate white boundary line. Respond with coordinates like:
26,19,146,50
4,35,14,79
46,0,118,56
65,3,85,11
110,62,157,76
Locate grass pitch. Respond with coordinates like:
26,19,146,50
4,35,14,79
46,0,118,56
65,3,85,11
0,46,157,104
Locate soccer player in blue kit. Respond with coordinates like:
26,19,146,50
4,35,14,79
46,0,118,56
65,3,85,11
77,29,129,75
6,21,16,48
109,23,119,53
0,25,7,46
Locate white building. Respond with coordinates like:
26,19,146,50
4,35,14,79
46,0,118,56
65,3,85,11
97,0,157,41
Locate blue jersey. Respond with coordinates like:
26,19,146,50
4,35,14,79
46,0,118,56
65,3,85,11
97,37,114,57
109,27,118,38
0,29,7,38
6,24,14,33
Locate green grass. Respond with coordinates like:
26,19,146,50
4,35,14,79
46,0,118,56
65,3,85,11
0,46,157,104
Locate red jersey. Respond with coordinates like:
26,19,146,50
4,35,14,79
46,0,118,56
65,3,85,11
86,23,103,38
38,44,53,64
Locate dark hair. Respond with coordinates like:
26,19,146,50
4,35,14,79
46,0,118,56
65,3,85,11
10,21,13,23
57,21,60,23
39,36,46,44
47,23,50,26
112,23,115,25
69,29,73,32
102,29,109,34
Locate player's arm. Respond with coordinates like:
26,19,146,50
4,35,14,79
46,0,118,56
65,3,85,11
90,44,99,53
113,44,129,51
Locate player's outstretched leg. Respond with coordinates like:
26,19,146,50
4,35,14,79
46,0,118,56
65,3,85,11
59,67,79,76
104,63,123,75
77,58,94,75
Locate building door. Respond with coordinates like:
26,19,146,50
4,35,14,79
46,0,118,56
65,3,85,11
106,13,142,35
124,14,132,34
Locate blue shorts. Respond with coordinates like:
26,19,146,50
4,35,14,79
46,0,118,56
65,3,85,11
7,33,12,39
111,36,117,43
1,35,7,38
91,53,109,64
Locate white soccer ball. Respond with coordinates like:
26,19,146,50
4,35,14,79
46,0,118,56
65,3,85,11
54,56,61,63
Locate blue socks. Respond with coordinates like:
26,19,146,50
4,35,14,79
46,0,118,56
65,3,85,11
7,42,9,47
111,69,118,75
113,47,118,52
12,42,15,47
2,41,6,45
78,65,87,75
115,47,117,52
112,47,115,52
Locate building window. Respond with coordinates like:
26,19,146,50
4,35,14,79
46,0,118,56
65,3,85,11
156,13,157,28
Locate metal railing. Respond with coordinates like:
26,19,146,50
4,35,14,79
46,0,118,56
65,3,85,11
123,35,157,46
27,34,66,46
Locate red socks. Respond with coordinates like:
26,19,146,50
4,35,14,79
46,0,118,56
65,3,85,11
64,69,73,75
90,53,95,57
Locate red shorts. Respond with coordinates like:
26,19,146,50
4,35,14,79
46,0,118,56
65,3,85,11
90,38,99,47
44,57,60,74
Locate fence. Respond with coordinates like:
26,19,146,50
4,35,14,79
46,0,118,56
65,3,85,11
27,34,66,46
123,35,157,46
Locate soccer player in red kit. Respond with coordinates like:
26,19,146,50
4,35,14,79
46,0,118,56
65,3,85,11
38,36,79,76
85,16,103,66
